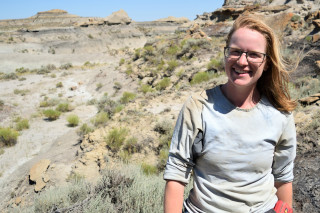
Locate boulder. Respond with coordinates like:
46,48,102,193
104,9,132,25
298,94,320,105
29,159,51,192
312,33,320,42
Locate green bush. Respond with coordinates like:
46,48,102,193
125,64,133,75
190,71,215,85
59,63,73,70
15,119,30,131
167,60,178,71
158,148,170,171
78,123,94,136
156,77,170,91
207,58,223,71
56,82,63,88
291,15,301,22
105,127,128,152
43,109,61,121
97,94,123,116
67,114,79,127
56,103,72,112
91,112,109,127
96,83,103,91
139,84,155,94
119,58,125,66
15,67,29,74
123,137,140,154
14,89,29,96
0,127,19,146
0,73,18,80
141,162,158,175
40,99,59,108
120,92,136,104
166,45,180,56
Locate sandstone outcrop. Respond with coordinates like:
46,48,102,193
29,159,51,192
155,16,190,23
298,93,320,105
104,9,132,25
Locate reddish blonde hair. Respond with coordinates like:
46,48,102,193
226,15,296,113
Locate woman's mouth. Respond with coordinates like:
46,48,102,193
233,68,251,75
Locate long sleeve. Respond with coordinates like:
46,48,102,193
163,95,204,184
272,113,297,182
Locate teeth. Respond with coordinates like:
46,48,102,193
234,69,247,74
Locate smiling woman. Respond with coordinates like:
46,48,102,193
164,15,297,213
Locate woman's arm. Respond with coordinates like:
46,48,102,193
275,181,293,207
164,180,185,213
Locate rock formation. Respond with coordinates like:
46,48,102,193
104,9,132,25
29,159,51,192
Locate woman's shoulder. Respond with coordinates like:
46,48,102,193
259,96,294,121
186,86,220,106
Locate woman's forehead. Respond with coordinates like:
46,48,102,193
229,27,267,51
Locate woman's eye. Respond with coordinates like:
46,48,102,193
230,50,241,56
248,52,261,58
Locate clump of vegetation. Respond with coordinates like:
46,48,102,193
14,89,30,96
139,84,155,94
96,83,103,91
15,67,29,74
156,77,171,91
0,127,19,147
154,119,174,171
167,60,178,72
36,64,56,74
141,162,158,175
67,114,80,127
56,103,73,112
119,58,125,66
105,127,128,152
19,164,168,212
190,71,215,85
91,112,109,127
97,93,124,117
39,98,60,108
123,137,140,155
56,82,63,88
113,82,122,91
78,123,94,137
15,118,30,131
120,92,136,104
207,58,223,71
291,15,301,22
59,63,73,70
43,109,61,121
83,61,95,68
0,72,18,80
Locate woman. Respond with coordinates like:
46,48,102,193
163,15,296,213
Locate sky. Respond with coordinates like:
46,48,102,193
0,0,224,21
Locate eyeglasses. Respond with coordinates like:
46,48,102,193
224,47,267,63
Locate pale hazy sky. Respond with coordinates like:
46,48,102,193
0,0,224,21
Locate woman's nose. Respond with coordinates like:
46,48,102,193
237,53,249,65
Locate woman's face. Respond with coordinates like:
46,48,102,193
224,27,268,91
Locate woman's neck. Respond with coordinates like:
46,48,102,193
221,83,261,109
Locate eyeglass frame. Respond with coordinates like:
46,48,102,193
224,47,267,63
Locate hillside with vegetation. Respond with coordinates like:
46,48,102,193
0,0,319,212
